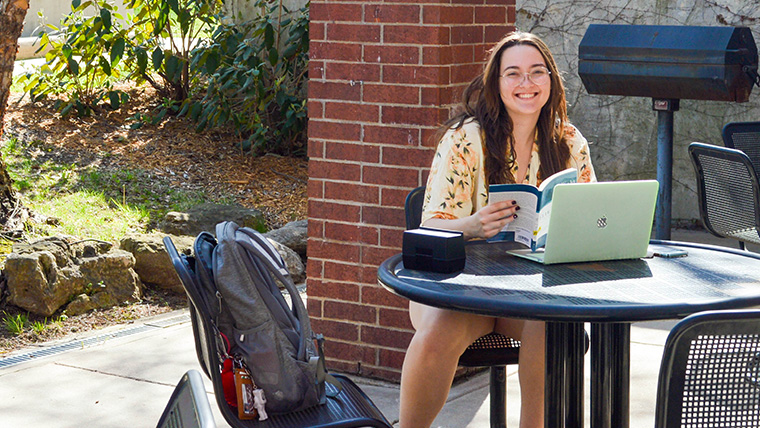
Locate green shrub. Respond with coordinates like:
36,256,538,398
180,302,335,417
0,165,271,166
19,0,310,158
20,0,222,118
185,0,309,157
19,0,131,116
122,0,223,105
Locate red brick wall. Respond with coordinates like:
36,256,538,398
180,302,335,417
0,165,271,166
307,0,516,382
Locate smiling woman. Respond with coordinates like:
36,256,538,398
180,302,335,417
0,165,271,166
399,31,597,428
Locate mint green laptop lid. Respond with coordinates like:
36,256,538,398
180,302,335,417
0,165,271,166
509,180,659,265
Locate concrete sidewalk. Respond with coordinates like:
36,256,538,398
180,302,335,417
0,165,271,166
0,310,675,428
0,228,748,427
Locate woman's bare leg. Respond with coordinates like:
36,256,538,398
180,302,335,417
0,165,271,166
399,302,495,428
495,318,546,428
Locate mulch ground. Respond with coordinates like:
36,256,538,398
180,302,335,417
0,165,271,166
2,84,308,229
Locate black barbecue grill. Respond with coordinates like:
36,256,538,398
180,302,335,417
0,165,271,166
579,24,759,239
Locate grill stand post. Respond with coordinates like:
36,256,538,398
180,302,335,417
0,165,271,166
653,99,680,240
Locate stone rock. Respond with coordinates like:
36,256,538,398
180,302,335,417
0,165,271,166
65,292,117,316
264,219,307,258
4,236,142,317
161,203,267,236
267,238,306,285
120,233,195,293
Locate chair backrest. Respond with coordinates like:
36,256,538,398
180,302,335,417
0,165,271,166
157,370,217,428
405,186,425,230
722,121,760,177
654,310,760,428
688,142,760,245
163,236,215,382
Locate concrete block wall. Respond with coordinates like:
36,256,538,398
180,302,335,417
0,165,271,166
307,0,516,382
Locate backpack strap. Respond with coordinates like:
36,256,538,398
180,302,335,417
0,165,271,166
235,226,310,353
237,228,343,397
314,334,343,398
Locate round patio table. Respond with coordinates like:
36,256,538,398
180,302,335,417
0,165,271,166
377,240,760,428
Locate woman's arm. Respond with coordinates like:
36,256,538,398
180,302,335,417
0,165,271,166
422,199,519,241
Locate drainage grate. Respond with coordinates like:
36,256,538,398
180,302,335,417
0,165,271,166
0,313,190,370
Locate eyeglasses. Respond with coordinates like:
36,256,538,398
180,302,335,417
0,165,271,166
500,67,551,86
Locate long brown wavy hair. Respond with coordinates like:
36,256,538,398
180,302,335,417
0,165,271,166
437,31,571,185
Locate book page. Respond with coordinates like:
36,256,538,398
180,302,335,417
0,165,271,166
531,168,576,250
536,168,577,211
487,184,539,246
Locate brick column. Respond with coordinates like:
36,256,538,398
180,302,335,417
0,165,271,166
307,0,515,382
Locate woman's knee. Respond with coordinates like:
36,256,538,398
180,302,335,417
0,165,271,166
408,303,494,355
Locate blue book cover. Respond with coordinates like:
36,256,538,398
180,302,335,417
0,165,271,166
487,168,577,251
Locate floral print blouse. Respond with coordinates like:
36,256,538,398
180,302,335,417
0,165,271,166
421,119,597,224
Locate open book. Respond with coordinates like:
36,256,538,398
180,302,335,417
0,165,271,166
487,168,577,251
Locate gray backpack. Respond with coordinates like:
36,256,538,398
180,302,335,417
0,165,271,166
196,221,335,414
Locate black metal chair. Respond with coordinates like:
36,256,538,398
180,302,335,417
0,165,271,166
157,369,217,428
722,121,760,177
405,186,519,428
163,237,392,428
688,142,760,249
654,309,760,428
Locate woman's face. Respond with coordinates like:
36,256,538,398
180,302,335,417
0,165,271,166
498,44,551,122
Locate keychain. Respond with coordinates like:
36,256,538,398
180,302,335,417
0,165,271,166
233,356,268,421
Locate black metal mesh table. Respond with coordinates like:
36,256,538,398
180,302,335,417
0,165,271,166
377,240,760,428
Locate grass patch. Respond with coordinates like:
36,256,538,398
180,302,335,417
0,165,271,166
25,190,149,242
0,134,222,244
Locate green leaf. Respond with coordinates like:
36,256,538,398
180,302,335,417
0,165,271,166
62,44,73,59
178,101,190,116
190,102,202,121
166,55,180,82
100,9,112,32
99,55,112,75
111,38,125,64
167,0,180,15
152,47,164,70
67,57,79,76
155,2,170,36
108,91,121,109
282,44,297,59
264,23,275,49
205,51,220,74
179,9,191,35
72,0,82,9
136,48,148,75
268,48,278,66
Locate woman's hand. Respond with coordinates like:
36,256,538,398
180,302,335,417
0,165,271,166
469,200,520,239
422,200,520,240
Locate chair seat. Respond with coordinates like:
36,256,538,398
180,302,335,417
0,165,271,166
229,374,390,428
459,333,521,367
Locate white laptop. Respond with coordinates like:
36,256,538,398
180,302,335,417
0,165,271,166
509,180,659,264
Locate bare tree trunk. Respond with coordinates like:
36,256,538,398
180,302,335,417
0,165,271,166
0,0,30,228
